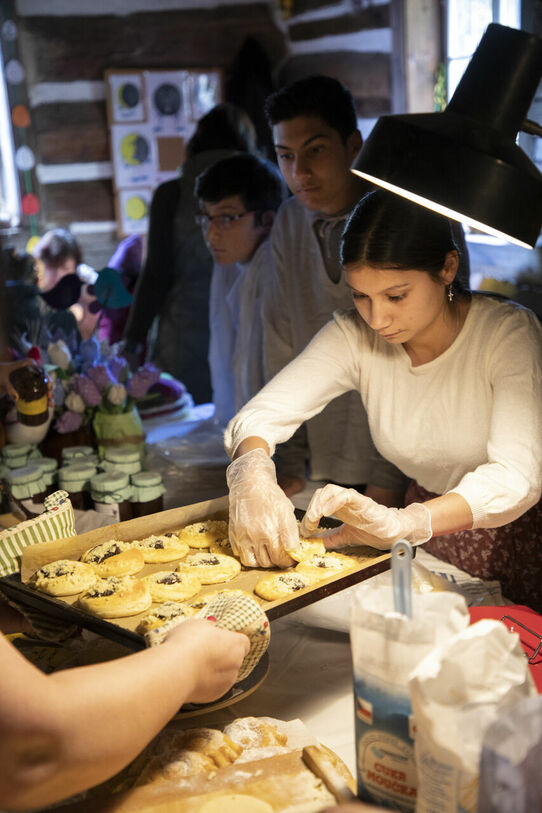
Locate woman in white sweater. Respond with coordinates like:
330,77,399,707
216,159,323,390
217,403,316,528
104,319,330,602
225,190,542,611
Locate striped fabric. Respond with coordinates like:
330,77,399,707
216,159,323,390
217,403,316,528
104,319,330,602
0,491,76,578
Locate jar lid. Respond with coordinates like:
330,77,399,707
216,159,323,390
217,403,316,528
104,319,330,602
131,471,163,487
104,446,142,463
90,470,130,493
59,461,98,480
7,463,45,486
62,445,95,460
33,457,58,474
2,443,33,459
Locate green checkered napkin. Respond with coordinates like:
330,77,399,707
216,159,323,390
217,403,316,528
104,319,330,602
144,592,270,682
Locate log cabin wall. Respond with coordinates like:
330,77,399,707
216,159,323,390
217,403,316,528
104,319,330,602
9,0,399,268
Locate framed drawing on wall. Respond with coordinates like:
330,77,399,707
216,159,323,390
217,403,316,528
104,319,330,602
105,68,223,237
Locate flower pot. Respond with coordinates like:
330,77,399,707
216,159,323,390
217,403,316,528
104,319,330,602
92,406,145,459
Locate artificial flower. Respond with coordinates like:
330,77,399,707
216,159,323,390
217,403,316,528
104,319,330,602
77,374,102,407
87,363,116,391
108,383,127,406
127,364,161,399
79,336,100,365
54,410,82,433
65,391,85,414
52,379,65,407
108,355,128,381
48,340,72,371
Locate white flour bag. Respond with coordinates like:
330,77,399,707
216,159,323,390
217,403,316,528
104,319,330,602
409,619,537,813
350,582,469,811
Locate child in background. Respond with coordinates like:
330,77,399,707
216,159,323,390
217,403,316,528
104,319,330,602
195,153,284,424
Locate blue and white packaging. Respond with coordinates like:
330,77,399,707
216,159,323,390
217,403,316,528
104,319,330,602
350,583,469,811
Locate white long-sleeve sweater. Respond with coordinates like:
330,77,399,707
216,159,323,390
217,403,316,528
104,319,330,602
226,295,542,529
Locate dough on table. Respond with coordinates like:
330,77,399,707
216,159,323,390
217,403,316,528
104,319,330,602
177,552,241,584
178,520,229,549
188,588,252,613
133,533,189,563
199,796,273,813
208,535,235,557
223,716,288,750
253,571,314,601
78,576,152,618
288,537,326,562
81,540,145,577
295,551,358,581
28,559,96,596
141,570,201,602
136,600,196,634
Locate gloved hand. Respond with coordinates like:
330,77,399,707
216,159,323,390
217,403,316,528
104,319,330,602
226,448,300,568
300,484,432,551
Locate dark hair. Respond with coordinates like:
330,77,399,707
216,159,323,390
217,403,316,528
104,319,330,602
32,228,82,269
341,190,470,297
195,154,284,220
264,75,359,144
187,103,257,158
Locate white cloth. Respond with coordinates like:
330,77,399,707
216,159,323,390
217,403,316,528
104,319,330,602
263,195,404,490
208,241,271,426
226,295,542,529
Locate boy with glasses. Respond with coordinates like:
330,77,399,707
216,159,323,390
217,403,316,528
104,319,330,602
195,153,284,424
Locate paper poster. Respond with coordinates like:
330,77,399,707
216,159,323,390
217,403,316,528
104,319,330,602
109,73,145,122
188,71,221,121
145,70,190,134
118,187,152,235
111,123,156,188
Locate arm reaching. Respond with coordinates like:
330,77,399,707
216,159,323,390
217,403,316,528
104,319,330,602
0,620,248,810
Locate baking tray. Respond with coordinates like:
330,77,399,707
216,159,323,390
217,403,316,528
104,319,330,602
0,495,392,651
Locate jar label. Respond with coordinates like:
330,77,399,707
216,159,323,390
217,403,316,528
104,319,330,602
17,396,48,416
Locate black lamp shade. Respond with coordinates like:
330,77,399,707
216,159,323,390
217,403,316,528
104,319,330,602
352,24,542,249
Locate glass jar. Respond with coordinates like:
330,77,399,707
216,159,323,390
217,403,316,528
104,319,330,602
33,456,59,497
0,463,12,514
130,471,165,517
9,364,49,426
7,464,48,515
90,471,133,522
58,461,97,511
61,445,99,466
102,445,143,476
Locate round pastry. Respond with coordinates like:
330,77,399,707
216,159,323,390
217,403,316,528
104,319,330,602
133,533,189,563
208,535,235,557
288,537,326,563
295,551,358,581
188,588,252,613
177,552,241,584
253,571,313,601
141,570,202,602
223,717,288,750
178,520,229,550
29,558,96,597
136,600,196,634
81,540,145,577
78,576,152,618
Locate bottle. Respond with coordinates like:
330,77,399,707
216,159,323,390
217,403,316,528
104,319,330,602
7,464,48,516
90,471,133,522
33,456,59,497
102,445,143,476
58,461,98,511
130,471,165,517
9,365,50,426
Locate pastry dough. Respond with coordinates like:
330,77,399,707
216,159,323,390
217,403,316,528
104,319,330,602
178,520,229,549
208,535,235,557
189,588,252,613
81,540,145,577
28,559,96,596
253,571,313,601
136,600,196,634
295,551,358,581
141,570,201,602
135,728,242,786
177,552,241,584
288,537,326,562
199,797,273,813
223,717,288,750
78,576,152,618
133,533,189,563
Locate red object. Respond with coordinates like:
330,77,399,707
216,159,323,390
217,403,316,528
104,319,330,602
21,193,40,215
469,605,542,692
27,346,41,364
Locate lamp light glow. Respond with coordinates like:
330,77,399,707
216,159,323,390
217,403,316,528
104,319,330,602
352,24,542,249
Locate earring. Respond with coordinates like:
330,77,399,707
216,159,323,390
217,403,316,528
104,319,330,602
448,284,454,302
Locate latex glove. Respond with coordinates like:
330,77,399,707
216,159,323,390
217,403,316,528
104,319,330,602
226,448,300,568
300,484,432,551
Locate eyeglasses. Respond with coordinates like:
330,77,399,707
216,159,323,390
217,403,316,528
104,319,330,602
194,210,257,231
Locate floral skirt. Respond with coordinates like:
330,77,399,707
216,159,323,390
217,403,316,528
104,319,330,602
405,481,542,613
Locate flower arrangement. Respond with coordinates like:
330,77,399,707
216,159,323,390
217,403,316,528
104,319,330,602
48,336,160,435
